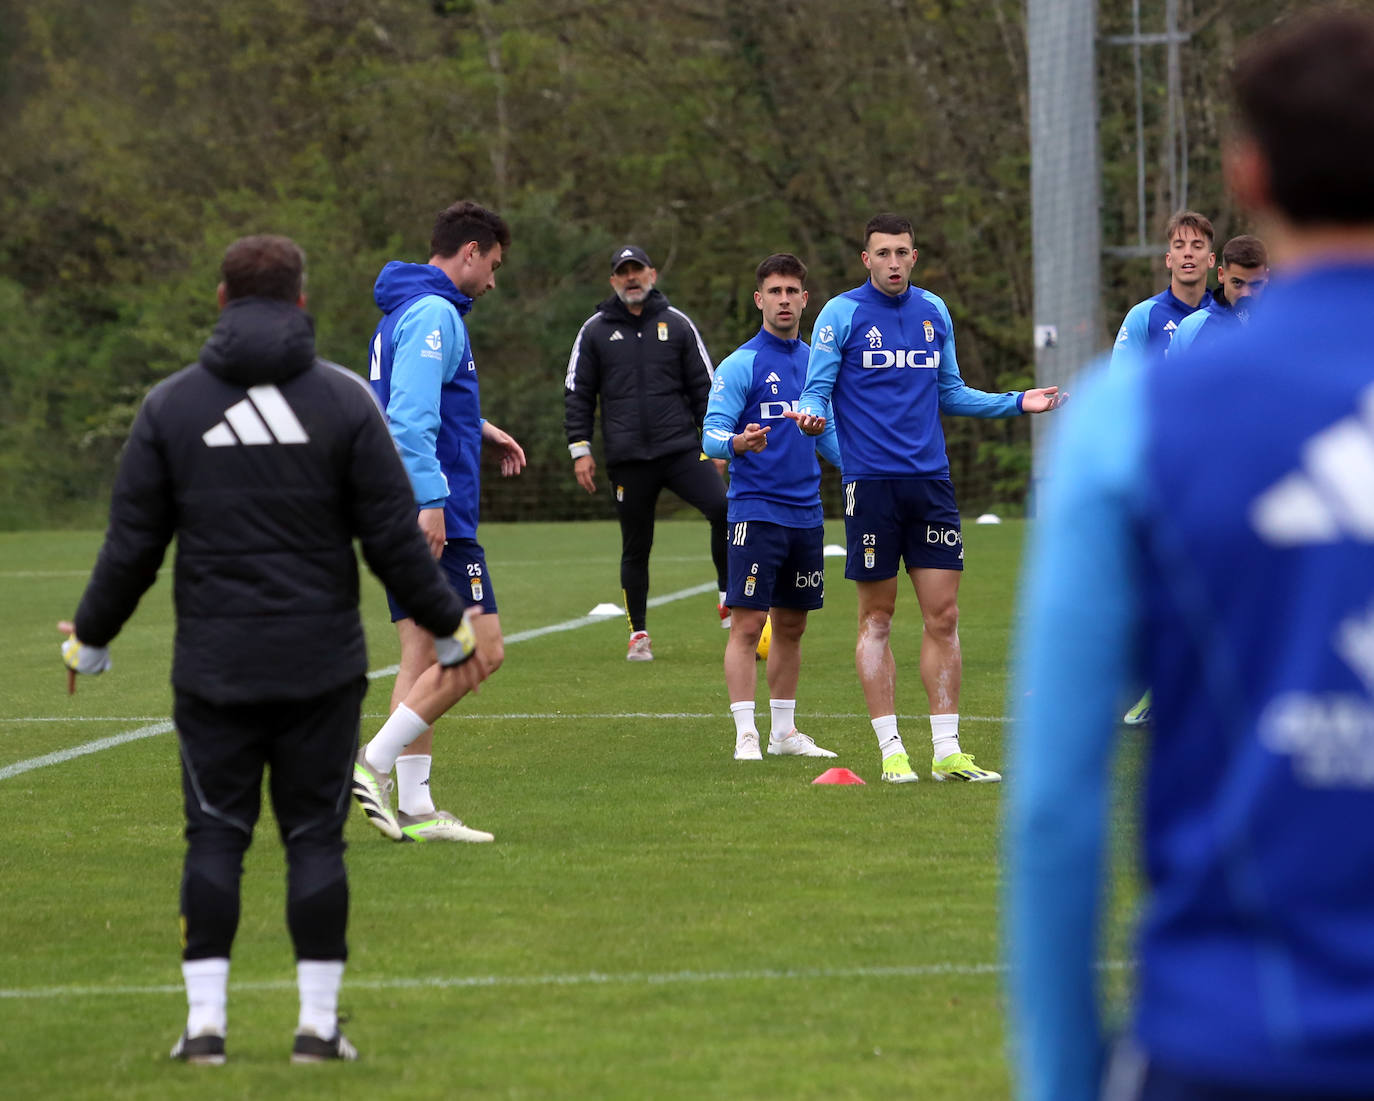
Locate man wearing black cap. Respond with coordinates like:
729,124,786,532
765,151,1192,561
564,245,729,661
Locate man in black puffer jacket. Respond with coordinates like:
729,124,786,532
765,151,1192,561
563,245,729,661
59,235,488,1065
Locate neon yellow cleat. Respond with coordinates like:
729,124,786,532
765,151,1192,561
931,752,1002,783
881,751,919,784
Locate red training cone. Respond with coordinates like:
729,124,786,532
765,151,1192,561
812,767,866,785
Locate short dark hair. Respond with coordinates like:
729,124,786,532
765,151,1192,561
755,253,808,287
1164,210,1215,246
220,235,306,302
1232,7,1374,225
1221,234,1268,269
430,200,511,258
864,213,915,247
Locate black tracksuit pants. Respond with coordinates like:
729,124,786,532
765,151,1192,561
607,448,728,632
175,677,366,962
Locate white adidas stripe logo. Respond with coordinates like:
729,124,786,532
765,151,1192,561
203,385,309,448
1252,387,1374,544
765,372,780,383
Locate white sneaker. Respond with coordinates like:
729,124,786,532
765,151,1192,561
733,730,762,760
627,631,654,661
767,729,837,758
396,808,495,843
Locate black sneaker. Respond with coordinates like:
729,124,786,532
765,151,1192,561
291,1029,359,1063
170,1030,226,1065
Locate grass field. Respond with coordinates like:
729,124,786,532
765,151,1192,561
0,520,1140,1100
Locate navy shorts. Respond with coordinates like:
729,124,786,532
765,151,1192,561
843,478,963,580
725,520,825,612
386,538,497,623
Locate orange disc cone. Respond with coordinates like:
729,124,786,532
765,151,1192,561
812,767,866,785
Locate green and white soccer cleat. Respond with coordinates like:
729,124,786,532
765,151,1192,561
1123,689,1153,726
396,808,494,843
351,750,401,840
931,752,1002,783
881,751,919,783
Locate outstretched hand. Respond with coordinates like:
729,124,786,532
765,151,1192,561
57,619,111,695
783,409,827,437
1022,386,1068,413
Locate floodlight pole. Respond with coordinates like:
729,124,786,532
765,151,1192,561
1027,0,1101,511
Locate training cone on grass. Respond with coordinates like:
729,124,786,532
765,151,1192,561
812,768,865,785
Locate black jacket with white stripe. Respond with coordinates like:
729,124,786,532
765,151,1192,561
73,296,465,704
563,289,715,465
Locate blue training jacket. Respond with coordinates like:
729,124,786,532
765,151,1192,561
1110,285,1213,367
702,328,842,526
1009,262,1374,1101
797,280,1022,480
368,262,482,542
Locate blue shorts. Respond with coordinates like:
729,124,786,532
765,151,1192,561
386,538,497,623
843,478,963,580
725,521,825,612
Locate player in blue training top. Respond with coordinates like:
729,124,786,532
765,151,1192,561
793,213,1065,784
1110,210,1216,370
1009,10,1374,1099
1112,209,1216,727
352,201,525,845
702,253,844,762
1170,233,1270,357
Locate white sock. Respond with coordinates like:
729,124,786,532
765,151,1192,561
183,957,229,1037
931,713,961,761
396,754,436,815
872,715,904,758
718,590,727,605
769,699,796,741
730,700,756,739
364,704,430,776
296,959,345,1039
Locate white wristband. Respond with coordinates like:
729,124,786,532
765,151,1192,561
569,441,592,459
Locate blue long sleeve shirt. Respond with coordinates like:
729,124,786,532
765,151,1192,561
1009,263,1374,1101
1110,285,1213,367
797,280,1022,480
702,328,841,526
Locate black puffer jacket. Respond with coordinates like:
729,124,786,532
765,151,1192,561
74,297,464,704
563,289,715,465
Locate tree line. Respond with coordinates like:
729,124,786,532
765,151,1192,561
0,0,1308,528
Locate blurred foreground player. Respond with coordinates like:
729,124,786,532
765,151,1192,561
1009,9,1374,1099
59,236,485,1063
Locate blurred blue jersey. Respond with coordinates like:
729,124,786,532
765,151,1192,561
703,328,841,526
1010,263,1374,1101
797,280,1021,480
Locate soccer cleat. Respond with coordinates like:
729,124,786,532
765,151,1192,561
170,1029,226,1065
396,808,494,843
768,730,838,758
627,631,654,662
931,752,1002,783
718,603,732,630
881,751,919,784
733,730,763,761
351,749,401,840
290,1029,359,1063
1123,689,1153,726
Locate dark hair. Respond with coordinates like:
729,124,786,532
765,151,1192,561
755,252,808,287
864,213,915,247
1232,7,1374,225
1163,210,1215,247
430,200,512,258
220,235,306,302
1221,234,1268,269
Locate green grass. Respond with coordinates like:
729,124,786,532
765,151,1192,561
0,520,1139,1099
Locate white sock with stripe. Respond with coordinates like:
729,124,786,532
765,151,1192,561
396,754,436,816
930,713,961,761
364,704,429,776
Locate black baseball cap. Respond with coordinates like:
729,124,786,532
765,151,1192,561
610,245,652,273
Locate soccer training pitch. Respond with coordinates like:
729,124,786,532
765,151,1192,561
0,520,1139,1100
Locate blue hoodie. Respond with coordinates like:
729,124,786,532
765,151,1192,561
368,262,482,542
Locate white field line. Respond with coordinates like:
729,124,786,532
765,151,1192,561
2,713,1011,726
0,722,175,781
0,960,1127,1001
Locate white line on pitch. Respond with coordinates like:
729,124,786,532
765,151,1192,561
2,582,714,780
0,960,1127,1001
2,713,1012,725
